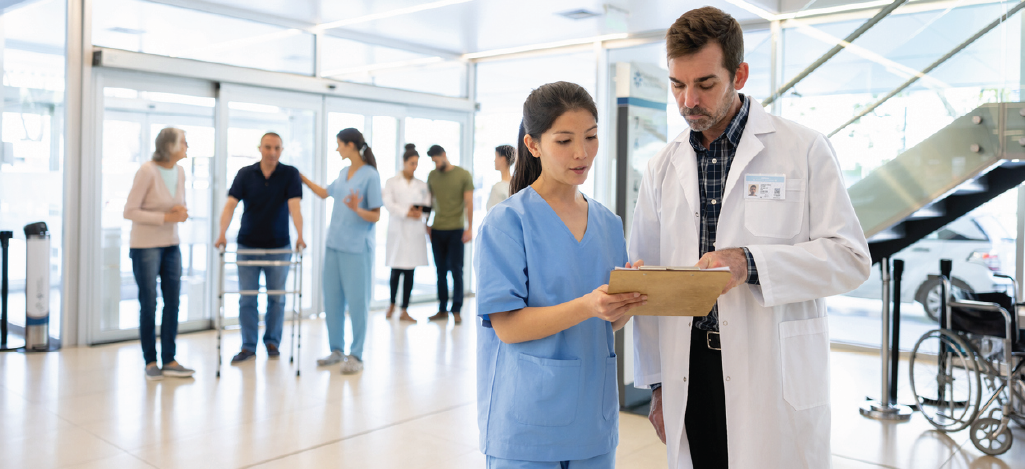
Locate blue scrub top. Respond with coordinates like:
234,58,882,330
474,186,628,462
326,165,383,253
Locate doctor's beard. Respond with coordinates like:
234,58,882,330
680,87,737,133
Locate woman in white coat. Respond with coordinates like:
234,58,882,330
485,144,514,211
382,144,430,321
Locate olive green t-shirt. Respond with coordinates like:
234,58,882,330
427,165,474,230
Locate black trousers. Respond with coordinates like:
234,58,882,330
430,229,464,313
685,327,729,469
389,268,415,309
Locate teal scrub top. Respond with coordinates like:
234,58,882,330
474,186,627,462
326,165,382,253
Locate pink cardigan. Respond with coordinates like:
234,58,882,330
123,161,187,249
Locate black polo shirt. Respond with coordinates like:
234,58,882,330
228,162,302,248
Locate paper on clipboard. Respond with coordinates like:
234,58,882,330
607,266,731,316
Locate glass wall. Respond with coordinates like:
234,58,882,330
0,0,67,341
99,83,215,338
778,2,1024,348
94,0,315,75
320,36,468,98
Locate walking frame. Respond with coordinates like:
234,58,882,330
216,246,304,378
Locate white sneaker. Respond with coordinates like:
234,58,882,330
340,355,363,375
317,350,344,366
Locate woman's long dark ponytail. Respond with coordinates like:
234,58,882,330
337,128,377,169
509,81,598,195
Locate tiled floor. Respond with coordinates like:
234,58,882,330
2,301,1023,468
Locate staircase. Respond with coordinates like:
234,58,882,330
849,102,1025,264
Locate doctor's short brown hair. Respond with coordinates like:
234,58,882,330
666,7,744,79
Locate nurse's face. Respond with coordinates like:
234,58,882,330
526,109,598,187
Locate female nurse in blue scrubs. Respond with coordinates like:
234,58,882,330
299,128,382,375
475,81,646,468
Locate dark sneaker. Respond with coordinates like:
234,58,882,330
145,364,163,381
231,349,256,364
453,313,462,325
266,343,280,359
162,362,195,378
427,311,448,321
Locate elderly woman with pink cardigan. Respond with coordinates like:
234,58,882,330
123,127,195,381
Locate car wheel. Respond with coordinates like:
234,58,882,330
917,277,972,322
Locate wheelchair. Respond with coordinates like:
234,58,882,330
909,269,1025,455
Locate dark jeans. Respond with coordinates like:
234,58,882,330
430,229,464,313
130,245,182,366
389,268,415,309
685,327,729,468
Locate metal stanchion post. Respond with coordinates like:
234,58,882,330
860,257,913,421
0,231,16,351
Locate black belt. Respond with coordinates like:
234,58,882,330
694,328,721,351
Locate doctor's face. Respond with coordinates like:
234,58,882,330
668,42,748,133
526,109,598,188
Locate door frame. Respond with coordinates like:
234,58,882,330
85,69,218,344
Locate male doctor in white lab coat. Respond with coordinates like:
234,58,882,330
630,7,872,469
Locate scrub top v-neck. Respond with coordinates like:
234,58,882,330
325,165,382,253
474,186,628,462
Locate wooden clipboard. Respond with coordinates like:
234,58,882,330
607,267,731,316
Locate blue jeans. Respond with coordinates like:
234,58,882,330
237,244,291,352
323,247,372,360
430,229,464,313
130,245,182,365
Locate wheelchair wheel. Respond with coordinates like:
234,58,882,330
910,329,981,432
970,417,1013,456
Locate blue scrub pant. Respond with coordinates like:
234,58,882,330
486,450,615,469
130,245,181,365
323,247,372,360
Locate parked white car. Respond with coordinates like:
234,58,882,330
846,216,1014,321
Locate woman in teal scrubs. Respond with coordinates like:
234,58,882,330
300,128,382,375
475,81,646,468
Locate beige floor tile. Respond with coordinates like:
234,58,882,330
938,423,1025,469
59,452,158,469
0,425,125,468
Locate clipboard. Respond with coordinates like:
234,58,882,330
607,267,731,316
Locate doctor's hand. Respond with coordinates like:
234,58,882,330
696,248,748,294
406,207,423,218
580,285,646,323
649,387,666,444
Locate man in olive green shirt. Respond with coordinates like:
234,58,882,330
425,145,474,324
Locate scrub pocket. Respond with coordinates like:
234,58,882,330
511,354,581,426
744,178,805,239
602,355,618,421
779,317,830,410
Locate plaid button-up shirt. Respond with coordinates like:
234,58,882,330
691,94,760,332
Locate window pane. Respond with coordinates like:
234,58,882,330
0,0,66,340
93,0,314,75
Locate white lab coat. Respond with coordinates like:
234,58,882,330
382,174,431,269
629,102,871,469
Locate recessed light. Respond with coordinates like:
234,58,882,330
108,27,146,35
557,9,602,20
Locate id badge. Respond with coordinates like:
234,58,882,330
744,174,786,200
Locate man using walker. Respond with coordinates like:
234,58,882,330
215,132,305,364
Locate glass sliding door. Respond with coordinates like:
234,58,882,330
219,85,320,323
94,72,216,343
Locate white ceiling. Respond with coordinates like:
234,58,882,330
154,0,788,55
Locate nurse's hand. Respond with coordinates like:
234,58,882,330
343,190,363,211
696,248,747,294
582,285,646,323
649,387,666,444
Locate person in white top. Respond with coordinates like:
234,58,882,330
382,144,431,321
122,127,196,381
486,144,515,212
